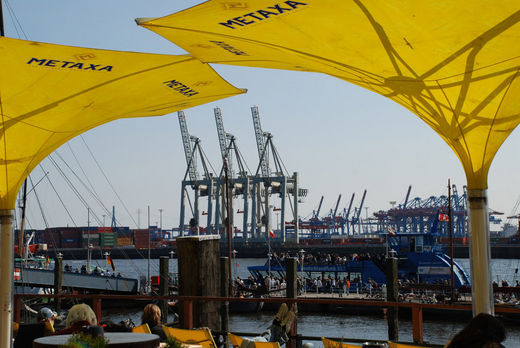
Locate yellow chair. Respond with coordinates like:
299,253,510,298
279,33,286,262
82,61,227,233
44,320,55,334
254,342,281,348
162,326,217,348
228,333,244,348
229,333,281,348
132,323,152,334
13,322,19,337
322,337,362,348
387,342,432,348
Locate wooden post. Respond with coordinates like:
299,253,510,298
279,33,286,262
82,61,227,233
386,254,398,341
54,255,63,314
92,297,102,324
286,258,298,348
412,304,423,343
220,257,230,335
177,235,220,330
183,300,193,329
13,295,20,323
159,256,169,323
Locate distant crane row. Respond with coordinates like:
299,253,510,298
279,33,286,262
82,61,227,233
177,107,308,243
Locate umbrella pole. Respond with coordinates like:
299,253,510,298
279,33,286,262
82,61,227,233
467,189,493,315
0,209,14,348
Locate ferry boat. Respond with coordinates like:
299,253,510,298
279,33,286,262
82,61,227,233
247,233,471,290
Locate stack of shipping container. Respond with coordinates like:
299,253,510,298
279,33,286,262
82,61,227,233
14,225,178,251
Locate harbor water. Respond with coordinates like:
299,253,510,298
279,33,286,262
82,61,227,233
62,258,520,346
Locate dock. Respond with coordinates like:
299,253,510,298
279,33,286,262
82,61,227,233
15,268,139,294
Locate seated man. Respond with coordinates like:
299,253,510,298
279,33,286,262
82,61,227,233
13,307,56,348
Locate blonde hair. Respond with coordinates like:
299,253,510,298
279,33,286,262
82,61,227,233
66,303,97,328
142,303,162,327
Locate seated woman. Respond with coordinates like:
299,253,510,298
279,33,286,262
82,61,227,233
141,303,167,341
55,303,100,335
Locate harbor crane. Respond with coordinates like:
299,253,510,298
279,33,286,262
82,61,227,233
351,190,367,234
344,193,355,235
213,107,250,238
250,106,306,242
177,111,215,236
375,184,471,236
312,196,324,219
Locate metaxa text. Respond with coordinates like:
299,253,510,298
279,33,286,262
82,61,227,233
27,58,113,71
219,1,307,29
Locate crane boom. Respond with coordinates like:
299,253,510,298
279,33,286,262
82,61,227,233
214,107,233,176
345,193,355,219
333,194,342,217
403,185,412,208
355,190,367,220
314,195,324,218
251,106,269,177
177,111,199,182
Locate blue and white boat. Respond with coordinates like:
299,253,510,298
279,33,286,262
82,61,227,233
248,233,471,290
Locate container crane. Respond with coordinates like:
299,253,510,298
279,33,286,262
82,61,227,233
213,107,250,238
250,106,305,242
312,196,324,219
344,193,355,236
177,111,215,236
351,190,367,234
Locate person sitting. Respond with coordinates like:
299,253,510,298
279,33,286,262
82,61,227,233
444,313,506,348
141,303,167,341
13,307,57,348
55,303,100,335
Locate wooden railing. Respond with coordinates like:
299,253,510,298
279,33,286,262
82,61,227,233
14,292,520,346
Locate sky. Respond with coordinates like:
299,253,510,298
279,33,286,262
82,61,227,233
4,0,520,232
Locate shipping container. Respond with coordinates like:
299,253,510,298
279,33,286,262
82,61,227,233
116,238,133,246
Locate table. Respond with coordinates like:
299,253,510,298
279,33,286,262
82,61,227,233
33,332,160,348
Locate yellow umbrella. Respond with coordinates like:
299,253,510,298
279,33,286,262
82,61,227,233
0,36,244,345
138,0,520,315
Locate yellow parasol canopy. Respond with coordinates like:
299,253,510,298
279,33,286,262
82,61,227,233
137,0,520,190
0,36,245,209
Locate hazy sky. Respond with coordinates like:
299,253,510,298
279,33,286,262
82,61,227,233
4,0,520,231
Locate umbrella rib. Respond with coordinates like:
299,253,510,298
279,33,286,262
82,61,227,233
419,9,520,80
481,68,520,175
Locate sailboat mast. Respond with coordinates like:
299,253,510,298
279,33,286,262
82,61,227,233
448,179,455,301
87,208,91,271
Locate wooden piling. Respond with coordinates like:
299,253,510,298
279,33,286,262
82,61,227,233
159,256,169,323
286,257,298,348
220,257,230,335
386,254,398,341
54,256,62,314
177,235,220,330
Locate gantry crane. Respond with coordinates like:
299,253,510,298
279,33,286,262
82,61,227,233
177,111,215,236
250,106,306,242
213,107,250,238
351,190,367,234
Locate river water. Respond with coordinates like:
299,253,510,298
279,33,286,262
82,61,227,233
62,258,520,347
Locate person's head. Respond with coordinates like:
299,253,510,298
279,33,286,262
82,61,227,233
66,304,97,328
142,303,162,327
37,307,56,323
446,313,505,348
